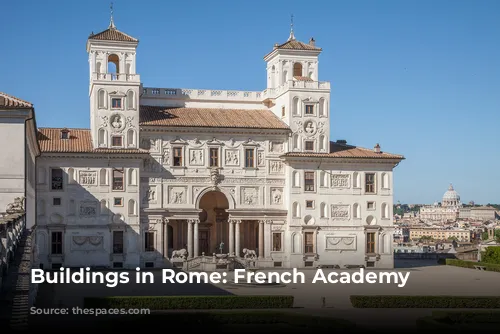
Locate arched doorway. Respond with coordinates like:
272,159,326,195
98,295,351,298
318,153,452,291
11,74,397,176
198,191,229,255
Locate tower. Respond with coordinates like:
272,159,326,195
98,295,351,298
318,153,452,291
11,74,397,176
86,7,140,150
263,18,331,154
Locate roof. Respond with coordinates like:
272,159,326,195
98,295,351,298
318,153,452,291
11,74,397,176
37,128,147,154
282,141,405,160
275,39,322,52
0,92,32,109
88,27,138,42
139,106,290,130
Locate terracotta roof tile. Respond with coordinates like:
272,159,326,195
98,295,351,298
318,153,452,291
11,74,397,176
275,39,322,51
0,92,32,109
37,128,147,154
139,106,290,130
282,141,404,160
88,27,138,42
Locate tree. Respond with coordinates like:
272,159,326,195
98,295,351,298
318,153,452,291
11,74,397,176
481,246,500,264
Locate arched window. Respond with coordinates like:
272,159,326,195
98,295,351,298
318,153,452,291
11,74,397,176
270,65,276,87
127,91,135,110
353,203,361,219
353,172,360,188
98,128,107,147
128,168,137,186
99,169,107,185
293,171,300,187
128,199,136,216
319,98,327,117
107,54,119,74
320,203,327,218
293,202,301,218
319,171,326,187
98,89,106,109
381,173,390,189
319,135,325,151
381,203,389,219
126,63,131,74
292,97,299,115
96,62,102,74
293,63,303,77
127,129,135,147
291,233,299,253
69,199,76,215
38,200,45,216
292,134,299,150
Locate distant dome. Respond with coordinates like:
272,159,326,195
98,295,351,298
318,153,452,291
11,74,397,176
443,184,460,202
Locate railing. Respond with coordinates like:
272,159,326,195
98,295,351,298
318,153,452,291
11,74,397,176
92,72,140,82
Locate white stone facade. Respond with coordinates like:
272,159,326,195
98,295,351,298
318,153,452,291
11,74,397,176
3,22,403,271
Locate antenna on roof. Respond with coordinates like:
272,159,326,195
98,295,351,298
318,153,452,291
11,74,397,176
109,2,116,29
288,14,295,41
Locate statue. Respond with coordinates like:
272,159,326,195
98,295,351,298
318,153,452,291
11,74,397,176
210,168,221,186
6,197,25,214
242,248,257,260
219,241,224,254
171,248,188,260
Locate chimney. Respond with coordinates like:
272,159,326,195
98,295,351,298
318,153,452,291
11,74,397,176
374,143,381,153
309,37,315,46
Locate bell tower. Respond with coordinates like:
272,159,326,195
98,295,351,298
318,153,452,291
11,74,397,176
264,17,331,154
86,5,140,150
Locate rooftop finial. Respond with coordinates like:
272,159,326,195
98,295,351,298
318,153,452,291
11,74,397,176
109,2,116,29
288,14,295,41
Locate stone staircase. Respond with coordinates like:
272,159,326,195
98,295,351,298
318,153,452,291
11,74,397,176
0,228,36,331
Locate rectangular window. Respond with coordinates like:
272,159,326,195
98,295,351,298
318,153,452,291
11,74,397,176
304,232,314,253
114,197,123,206
145,232,155,252
51,168,63,190
305,105,314,115
366,232,376,254
306,200,314,209
111,136,122,147
53,198,61,206
304,171,315,192
173,147,183,167
209,147,219,167
281,106,285,117
51,231,63,255
367,201,375,210
365,173,375,193
112,168,124,191
113,231,124,254
60,131,69,139
272,232,282,251
305,141,314,151
111,98,122,109
245,149,255,168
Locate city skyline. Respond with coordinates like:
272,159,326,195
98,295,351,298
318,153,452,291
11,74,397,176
1,0,499,203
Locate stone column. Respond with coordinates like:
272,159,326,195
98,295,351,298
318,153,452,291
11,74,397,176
193,219,199,257
163,218,169,259
228,220,234,255
264,220,272,259
258,220,264,259
187,220,193,259
235,220,241,257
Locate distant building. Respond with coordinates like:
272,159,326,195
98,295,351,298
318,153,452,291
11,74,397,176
419,184,462,222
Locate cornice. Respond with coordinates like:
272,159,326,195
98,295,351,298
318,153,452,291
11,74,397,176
139,126,290,136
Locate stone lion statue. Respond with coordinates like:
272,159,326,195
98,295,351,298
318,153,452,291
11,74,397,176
242,248,257,260
6,196,25,214
171,248,188,260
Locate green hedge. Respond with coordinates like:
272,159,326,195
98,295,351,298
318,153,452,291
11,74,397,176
97,311,357,330
417,311,500,331
446,258,500,272
350,295,500,308
482,246,500,264
84,295,294,309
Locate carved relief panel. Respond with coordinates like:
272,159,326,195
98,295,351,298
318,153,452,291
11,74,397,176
70,235,104,251
189,149,204,166
169,186,187,204
225,149,240,166
143,185,157,204
257,150,265,167
331,174,350,189
325,235,357,251
331,204,350,220
270,188,283,205
269,160,284,174
79,201,98,218
241,187,259,205
79,171,97,186
269,141,284,154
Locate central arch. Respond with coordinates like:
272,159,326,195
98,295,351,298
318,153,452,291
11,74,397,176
197,190,230,255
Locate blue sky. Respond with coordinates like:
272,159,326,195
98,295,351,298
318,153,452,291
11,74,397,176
1,0,499,204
